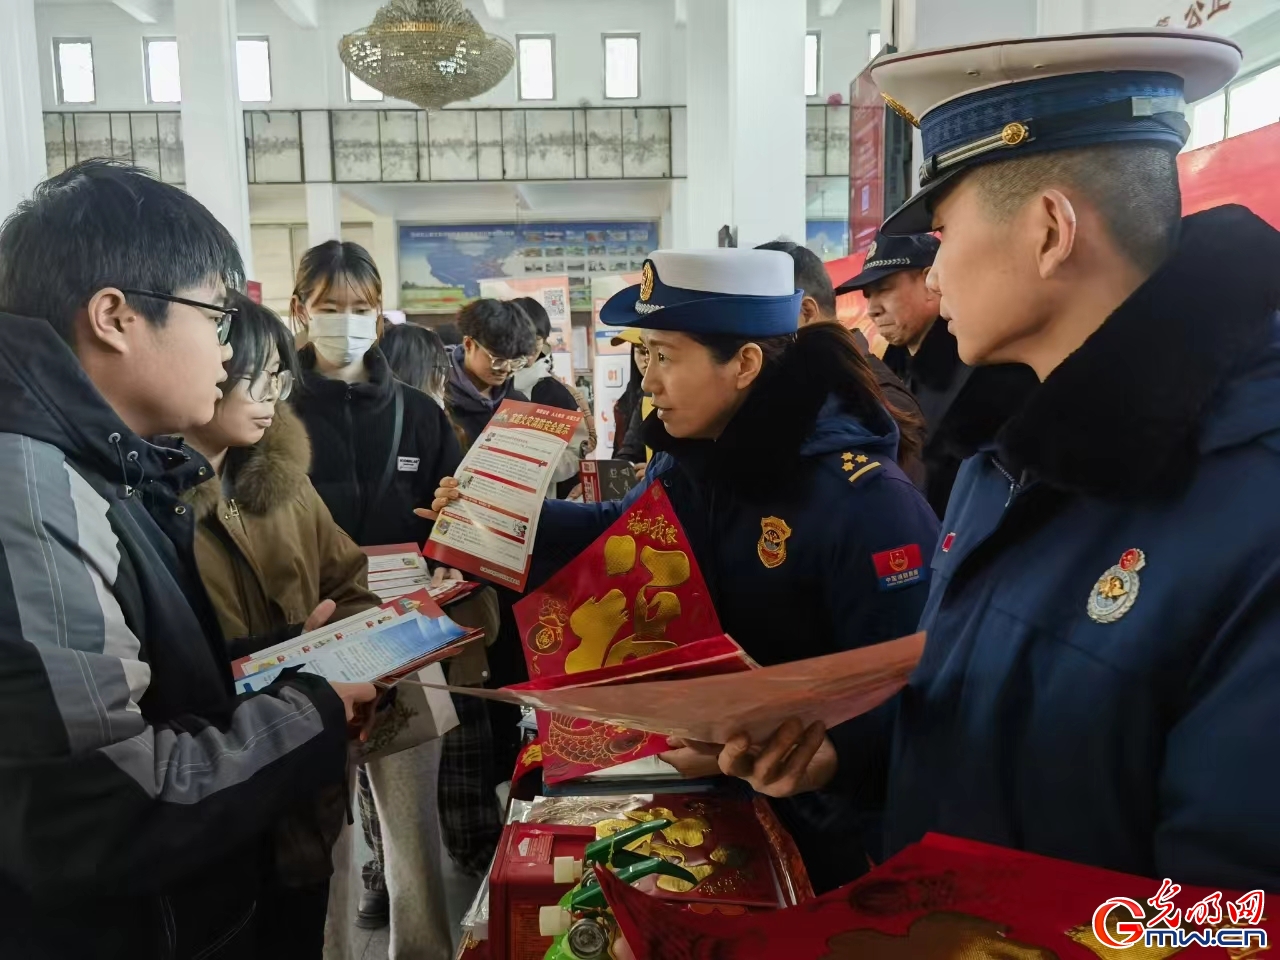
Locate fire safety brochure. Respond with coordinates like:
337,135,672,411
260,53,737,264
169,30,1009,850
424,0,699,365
425,399,584,591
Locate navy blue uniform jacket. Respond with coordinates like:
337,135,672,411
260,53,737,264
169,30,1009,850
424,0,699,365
841,206,1280,892
531,333,938,890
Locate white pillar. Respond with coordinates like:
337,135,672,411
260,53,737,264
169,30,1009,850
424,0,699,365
372,215,400,310
727,0,807,247
684,0,733,247
0,0,48,219
305,183,342,248
682,0,807,249
174,0,255,278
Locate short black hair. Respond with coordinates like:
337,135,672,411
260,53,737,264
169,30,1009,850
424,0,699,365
293,240,382,309
966,143,1182,274
511,296,551,339
222,290,300,389
381,322,448,396
456,299,536,360
0,159,244,344
755,240,836,316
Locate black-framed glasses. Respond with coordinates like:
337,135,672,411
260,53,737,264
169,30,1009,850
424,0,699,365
120,288,237,345
471,338,529,374
244,369,293,402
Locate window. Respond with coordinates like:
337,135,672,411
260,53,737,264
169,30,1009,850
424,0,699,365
868,30,883,63
518,35,555,101
348,70,384,102
604,34,639,99
804,32,820,97
145,38,181,103
1226,62,1280,139
236,38,272,102
54,39,96,104
1186,91,1226,151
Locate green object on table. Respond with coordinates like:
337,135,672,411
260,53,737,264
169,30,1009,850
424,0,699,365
583,818,671,866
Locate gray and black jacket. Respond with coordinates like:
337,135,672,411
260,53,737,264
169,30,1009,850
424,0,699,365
0,314,349,959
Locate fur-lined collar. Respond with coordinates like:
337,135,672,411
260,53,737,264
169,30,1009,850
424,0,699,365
997,205,1280,497
185,404,313,519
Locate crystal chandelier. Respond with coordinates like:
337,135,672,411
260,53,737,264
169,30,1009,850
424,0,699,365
339,0,515,111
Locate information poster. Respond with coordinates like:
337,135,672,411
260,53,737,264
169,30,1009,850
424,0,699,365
591,272,641,356
399,221,658,314
425,400,584,590
593,353,633,457
807,220,850,261
849,68,887,255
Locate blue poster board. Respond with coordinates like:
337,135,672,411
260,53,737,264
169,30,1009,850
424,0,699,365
399,221,659,314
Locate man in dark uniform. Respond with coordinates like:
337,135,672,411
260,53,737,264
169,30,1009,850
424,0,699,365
712,28,1280,892
837,232,1038,517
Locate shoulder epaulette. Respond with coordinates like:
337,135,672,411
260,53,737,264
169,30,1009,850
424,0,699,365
838,450,884,486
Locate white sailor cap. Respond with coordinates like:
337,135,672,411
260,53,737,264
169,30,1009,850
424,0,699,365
872,28,1242,234
599,249,803,337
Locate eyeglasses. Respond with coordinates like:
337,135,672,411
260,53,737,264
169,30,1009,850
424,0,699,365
243,369,293,402
120,288,237,345
472,339,529,374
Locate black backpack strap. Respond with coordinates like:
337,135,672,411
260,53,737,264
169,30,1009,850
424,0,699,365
361,383,405,542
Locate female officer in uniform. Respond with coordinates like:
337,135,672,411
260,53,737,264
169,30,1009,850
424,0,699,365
429,248,939,890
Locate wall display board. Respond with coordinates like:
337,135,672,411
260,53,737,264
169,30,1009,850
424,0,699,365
807,220,850,261
400,221,659,314
591,273,642,357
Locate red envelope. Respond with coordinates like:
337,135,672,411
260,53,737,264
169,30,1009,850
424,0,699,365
514,484,723,783
600,833,1276,960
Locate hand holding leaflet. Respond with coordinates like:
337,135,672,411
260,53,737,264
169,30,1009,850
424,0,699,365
424,400,584,590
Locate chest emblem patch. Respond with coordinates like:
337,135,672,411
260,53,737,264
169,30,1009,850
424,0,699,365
757,516,792,569
1087,548,1146,623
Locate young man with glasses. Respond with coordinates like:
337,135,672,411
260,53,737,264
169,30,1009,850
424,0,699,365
0,160,374,958
445,298,538,449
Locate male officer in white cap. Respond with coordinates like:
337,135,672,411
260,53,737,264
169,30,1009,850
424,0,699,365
711,28,1280,891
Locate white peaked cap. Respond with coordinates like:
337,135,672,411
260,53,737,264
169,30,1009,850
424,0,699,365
649,249,797,298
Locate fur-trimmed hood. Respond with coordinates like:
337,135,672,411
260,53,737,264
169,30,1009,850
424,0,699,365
996,204,1280,497
185,403,313,518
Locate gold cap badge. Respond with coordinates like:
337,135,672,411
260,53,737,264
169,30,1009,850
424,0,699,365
757,516,792,570
866,240,878,260
640,261,655,303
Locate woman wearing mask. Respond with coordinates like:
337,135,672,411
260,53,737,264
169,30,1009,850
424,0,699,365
291,240,458,948
428,249,938,895
183,292,379,960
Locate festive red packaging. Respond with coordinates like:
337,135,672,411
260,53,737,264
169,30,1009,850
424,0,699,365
601,832,1276,960
513,483,723,783
487,822,597,960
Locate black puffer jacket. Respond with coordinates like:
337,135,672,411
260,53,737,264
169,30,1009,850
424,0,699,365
292,344,461,548
0,314,349,959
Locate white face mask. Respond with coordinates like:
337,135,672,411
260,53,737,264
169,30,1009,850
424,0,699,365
308,313,377,367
